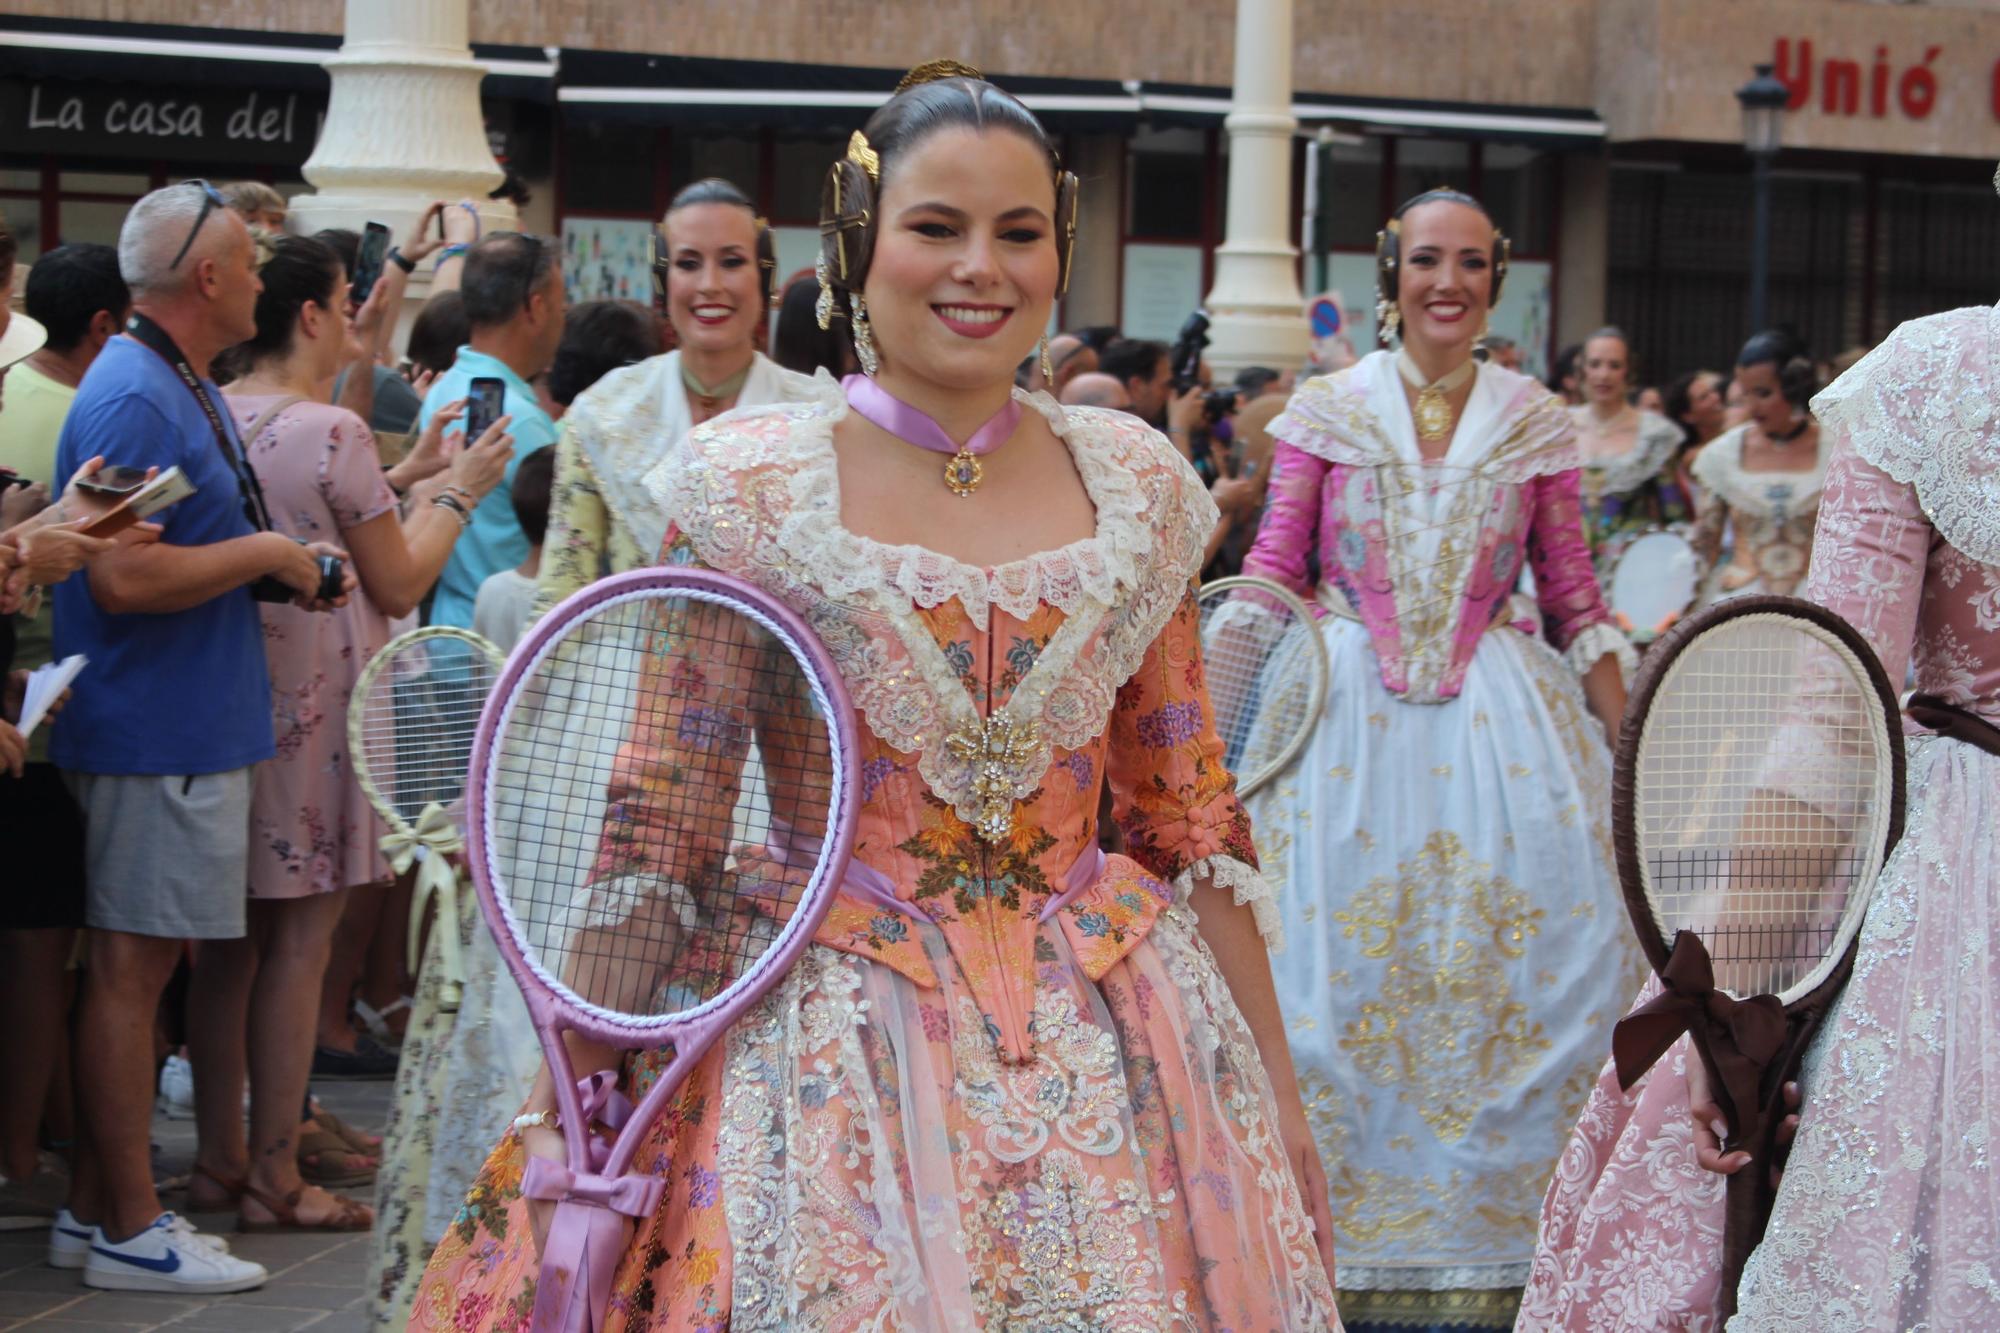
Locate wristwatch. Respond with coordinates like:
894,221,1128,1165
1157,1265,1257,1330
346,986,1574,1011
387,247,416,275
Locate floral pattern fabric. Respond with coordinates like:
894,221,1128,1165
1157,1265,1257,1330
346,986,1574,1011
1520,309,2000,1331
407,390,1339,1330
230,395,397,898
1687,423,1829,605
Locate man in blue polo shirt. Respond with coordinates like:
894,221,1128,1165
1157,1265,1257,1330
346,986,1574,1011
418,231,563,628
48,182,345,1294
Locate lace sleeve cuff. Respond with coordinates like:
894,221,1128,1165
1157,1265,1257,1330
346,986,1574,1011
1173,854,1284,953
1564,620,1638,687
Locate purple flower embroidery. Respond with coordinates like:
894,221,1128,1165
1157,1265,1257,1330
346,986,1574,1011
684,1163,719,1209
1135,699,1204,749
1063,752,1094,790
860,756,900,803
676,705,748,754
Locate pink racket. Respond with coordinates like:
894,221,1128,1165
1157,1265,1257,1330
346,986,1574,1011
466,567,859,1332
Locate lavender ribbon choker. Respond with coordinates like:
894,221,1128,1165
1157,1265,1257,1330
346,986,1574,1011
842,374,1022,496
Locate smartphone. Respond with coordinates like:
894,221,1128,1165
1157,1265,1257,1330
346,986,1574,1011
75,464,154,497
81,466,194,538
351,221,393,305
465,376,507,444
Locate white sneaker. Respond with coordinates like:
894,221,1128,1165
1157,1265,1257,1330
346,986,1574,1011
47,1207,93,1269
156,1054,195,1120
82,1212,265,1293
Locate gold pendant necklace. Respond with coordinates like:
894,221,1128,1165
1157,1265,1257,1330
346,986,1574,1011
943,451,984,497
1395,351,1477,444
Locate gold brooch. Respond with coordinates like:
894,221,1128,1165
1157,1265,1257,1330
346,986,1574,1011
944,714,1040,843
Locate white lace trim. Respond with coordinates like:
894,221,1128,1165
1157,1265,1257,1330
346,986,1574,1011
1273,362,1579,483
1689,422,1829,518
650,380,1217,829
1813,304,2000,567
1564,619,1638,687
1172,854,1283,953
1576,408,1682,498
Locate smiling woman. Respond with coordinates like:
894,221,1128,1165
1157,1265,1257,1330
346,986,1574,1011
405,60,1344,1333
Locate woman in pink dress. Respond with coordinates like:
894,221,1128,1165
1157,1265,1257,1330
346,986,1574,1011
182,234,511,1232
1518,301,2000,1331
407,65,1341,1331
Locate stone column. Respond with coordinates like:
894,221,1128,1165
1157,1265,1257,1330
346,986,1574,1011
1202,0,1308,377
286,0,514,343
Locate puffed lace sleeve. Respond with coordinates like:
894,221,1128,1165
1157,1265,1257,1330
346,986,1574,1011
1526,467,1638,681
1239,441,1330,602
1800,445,1928,687
1107,587,1282,951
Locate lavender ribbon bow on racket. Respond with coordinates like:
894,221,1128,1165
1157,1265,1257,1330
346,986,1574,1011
1611,930,1787,1136
521,1073,661,1332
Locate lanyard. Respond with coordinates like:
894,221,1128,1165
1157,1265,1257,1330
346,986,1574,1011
124,314,274,533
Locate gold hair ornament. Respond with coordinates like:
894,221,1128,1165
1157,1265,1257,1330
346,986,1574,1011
846,131,881,184
896,59,984,94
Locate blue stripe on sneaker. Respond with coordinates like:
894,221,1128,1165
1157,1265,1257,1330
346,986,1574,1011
57,1224,90,1240
89,1243,182,1274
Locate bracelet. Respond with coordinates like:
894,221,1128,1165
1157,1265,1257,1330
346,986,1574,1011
432,494,472,528
387,246,416,275
458,201,483,238
512,1110,561,1134
442,484,477,503
436,243,470,267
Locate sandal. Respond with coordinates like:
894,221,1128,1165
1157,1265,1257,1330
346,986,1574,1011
184,1163,246,1212
352,995,413,1050
297,1124,378,1189
311,1035,399,1081
238,1181,373,1234
309,1106,383,1156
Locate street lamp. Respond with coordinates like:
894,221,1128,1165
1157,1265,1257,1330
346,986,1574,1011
1736,63,1790,335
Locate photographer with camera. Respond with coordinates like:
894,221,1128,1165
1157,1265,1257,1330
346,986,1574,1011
183,233,512,1235
1099,334,1206,458
47,183,354,1293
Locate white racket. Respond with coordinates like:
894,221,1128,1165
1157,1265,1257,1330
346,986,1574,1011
1196,575,1329,797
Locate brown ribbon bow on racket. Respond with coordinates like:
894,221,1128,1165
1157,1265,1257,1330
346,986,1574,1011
1612,931,1787,1137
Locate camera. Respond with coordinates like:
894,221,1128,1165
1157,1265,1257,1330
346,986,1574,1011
1169,309,1211,393
1200,387,1239,425
249,548,347,603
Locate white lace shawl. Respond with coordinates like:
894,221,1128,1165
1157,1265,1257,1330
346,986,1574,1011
1690,422,1831,518
1575,408,1682,498
644,375,1223,837
1813,304,2000,567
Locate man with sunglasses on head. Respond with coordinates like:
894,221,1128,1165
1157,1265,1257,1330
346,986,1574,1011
45,181,350,1295
415,230,563,629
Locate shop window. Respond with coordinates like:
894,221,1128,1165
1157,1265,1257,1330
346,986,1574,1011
1128,128,1207,240
1312,135,1385,252
1481,144,1555,257
1392,138,1471,209
1876,181,2000,335
686,136,757,199
562,122,658,216
770,135,842,224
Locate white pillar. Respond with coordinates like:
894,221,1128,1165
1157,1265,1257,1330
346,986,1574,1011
287,0,515,344
1202,0,1308,377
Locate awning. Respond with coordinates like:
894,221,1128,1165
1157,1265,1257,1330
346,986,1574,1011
557,51,1139,132
0,16,557,101
1137,80,1605,145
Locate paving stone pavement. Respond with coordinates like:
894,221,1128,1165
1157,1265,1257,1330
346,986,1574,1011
0,1078,394,1332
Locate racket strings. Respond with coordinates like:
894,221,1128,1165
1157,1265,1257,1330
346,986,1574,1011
356,638,498,824
1198,590,1319,773
1637,619,1887,999
488,594,836,1022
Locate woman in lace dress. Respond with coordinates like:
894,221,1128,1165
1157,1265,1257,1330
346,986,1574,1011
406,66,1340,1332
1517,303,2000,1332
1237,190,1640,1333
1688,332,1825,607
1570,327,1691,565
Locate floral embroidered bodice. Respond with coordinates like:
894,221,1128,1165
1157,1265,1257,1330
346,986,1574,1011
617,380,1271,1064
1809,305,2000,724
1689,423,1829,597
1573,407,1690,554
1246,352,1623,703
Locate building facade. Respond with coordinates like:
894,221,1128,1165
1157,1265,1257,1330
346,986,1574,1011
4,0,1999,381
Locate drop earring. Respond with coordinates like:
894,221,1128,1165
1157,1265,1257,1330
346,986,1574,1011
851,293,881,376
1376,299,1401,344
1039,335,1053,385
814,255,835,331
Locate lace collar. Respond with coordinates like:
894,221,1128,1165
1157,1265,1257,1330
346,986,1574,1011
693,370,1159,630
1813,304,2000,566
1573,408,1682,497
1689,423,1830,517
1271,351,1578,483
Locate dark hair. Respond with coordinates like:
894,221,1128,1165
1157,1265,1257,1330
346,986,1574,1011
312,227,360,276
238,234,343,364
546,300,661,406
1392,187,1493,225
1099,338,1168,389
817,72,1074,317
1234,366,1282,397
25,244,129,352
1548,342,1582,395
461,232,558,331
1072,325,1118,352
772,273,850,377
1663,368,1722,445
510,445,556,547
405,290,468,378
1736,329,1817,409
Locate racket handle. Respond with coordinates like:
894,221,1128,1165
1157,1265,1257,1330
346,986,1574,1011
1716,1152,1770,1319
530,1196,636,1333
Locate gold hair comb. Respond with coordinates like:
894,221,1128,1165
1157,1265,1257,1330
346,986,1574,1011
896,59,983,93
846,131,880,184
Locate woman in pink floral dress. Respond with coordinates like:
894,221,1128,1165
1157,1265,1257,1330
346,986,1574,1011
408,68,1340,1331
1518,302,2000,1331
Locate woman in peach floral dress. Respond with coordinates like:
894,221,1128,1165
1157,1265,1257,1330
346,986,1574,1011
408,67,1340,1332
1519,303,2000,1331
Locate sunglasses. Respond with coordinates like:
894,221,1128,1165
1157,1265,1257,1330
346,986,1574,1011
168,179,230,271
